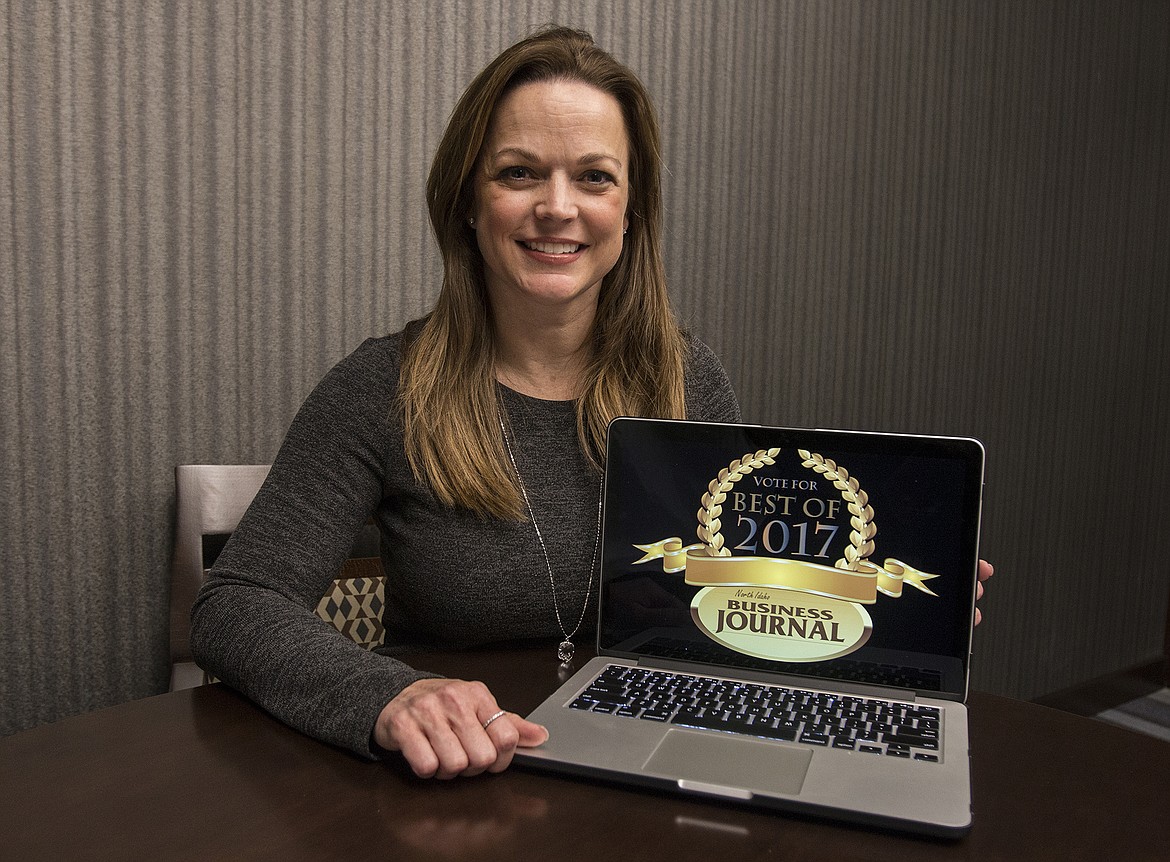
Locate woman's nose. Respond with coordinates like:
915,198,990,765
535,175,577,221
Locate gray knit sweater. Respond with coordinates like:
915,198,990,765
190,329,739,758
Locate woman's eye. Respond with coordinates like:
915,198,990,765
582,170,614,186
500,166,532,181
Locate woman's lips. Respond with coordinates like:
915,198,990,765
520,240,585,254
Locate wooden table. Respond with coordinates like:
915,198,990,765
2,644,1168,860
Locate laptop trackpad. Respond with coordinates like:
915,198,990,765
643,729,813,796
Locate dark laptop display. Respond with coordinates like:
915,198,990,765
598,420,982,700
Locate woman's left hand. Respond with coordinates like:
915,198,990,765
974,560,993,625
373,678,548,779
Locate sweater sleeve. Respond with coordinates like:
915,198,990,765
684,335,741,423
189,337,438,759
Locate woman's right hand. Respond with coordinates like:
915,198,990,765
373,678,549,779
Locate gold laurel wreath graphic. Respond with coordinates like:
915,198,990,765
796,449,875,571
696,448,782,556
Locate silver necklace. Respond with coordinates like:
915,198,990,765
498,412,603,666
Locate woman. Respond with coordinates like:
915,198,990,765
191,26,992,782
191,26,739,780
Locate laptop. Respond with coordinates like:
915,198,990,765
515,418,984,837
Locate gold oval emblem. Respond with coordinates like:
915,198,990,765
690,586,872,662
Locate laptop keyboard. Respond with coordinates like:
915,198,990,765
568,664,942,763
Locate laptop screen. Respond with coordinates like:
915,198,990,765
597,419,984,700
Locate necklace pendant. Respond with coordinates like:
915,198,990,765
557,639,576,664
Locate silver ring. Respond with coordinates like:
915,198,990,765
481,710,507,730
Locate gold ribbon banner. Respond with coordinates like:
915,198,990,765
632,538,939,605
632,538,705,573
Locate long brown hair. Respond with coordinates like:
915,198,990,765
400,26,687,519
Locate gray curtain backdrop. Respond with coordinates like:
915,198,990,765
3,0,1168,735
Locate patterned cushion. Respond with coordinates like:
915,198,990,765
315,557,386,649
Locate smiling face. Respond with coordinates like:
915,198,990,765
471,79,630,321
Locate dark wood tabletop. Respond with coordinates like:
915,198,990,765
3,644,1168,861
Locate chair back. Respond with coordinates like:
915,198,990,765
169,464,385,690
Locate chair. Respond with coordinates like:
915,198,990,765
168,465,386,690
